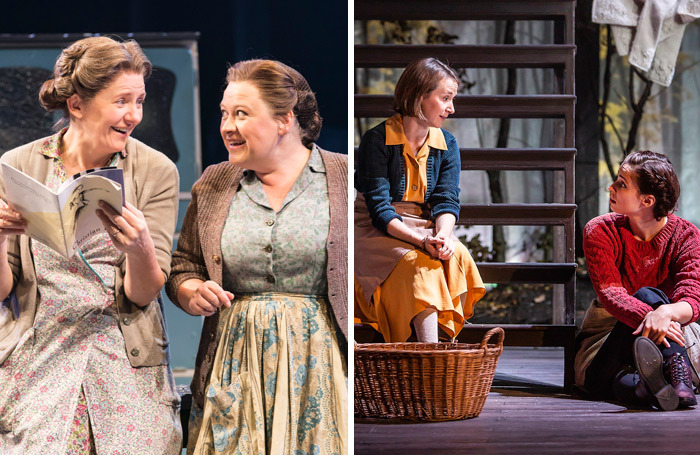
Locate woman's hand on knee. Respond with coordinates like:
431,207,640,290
186,280,234,317
666,321,685,347
633,308,685,348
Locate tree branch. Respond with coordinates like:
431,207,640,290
625,70,653,155
604,113,625,153
599,25,617,182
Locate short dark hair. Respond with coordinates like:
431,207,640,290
621,150,680,219
393,58,459,120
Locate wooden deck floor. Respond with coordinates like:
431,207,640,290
354,347,700,454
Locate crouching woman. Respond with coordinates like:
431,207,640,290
576,150,700,411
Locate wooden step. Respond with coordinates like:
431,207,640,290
459,148,576,203
475,262,576,283
352,147,576,170
459,204,576,262
353,148,575,202
355,44,575,69
460,148,576,170
355,0,574,20
354,94,575,119
458,203,575,225
355,0,576,44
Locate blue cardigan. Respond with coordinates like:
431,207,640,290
355,118,461,233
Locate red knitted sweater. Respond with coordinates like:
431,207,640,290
583,213,700,328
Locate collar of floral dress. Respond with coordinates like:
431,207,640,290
39,127,128,161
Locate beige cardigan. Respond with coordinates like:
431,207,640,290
0,135,179,367
166,146,348,408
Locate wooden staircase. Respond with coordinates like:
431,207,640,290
354,0,578,391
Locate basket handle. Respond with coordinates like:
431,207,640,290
480,327,505,354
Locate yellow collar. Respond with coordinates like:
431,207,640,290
384,114,447,151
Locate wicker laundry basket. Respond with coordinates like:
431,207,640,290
354,327,505,421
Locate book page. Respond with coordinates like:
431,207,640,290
57,175,123,257
58,167,125,204
1,164,125,258
0,163,64,254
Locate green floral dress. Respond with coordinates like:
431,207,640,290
187,148,347,455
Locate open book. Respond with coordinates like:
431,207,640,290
1,163,124,258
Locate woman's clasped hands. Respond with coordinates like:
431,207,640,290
423,233,455,261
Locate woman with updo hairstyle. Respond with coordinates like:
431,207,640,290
166,59,347,453
354,57,485,343
39,37,152,128
0,36,182,453
577,150,700,411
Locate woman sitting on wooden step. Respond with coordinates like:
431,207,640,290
354,57,485,343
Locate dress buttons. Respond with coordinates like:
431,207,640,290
266,219,275,226
130,348,140,357
205,354,212,363
266,274,275,283
263,245,273,253
213,254,221,264
122,317,131,326
411,185,418,191
209,331,216,340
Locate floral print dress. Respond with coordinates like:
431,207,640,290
187,148,347,454
0,133,182,454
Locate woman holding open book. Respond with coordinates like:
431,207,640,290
0,36,182,453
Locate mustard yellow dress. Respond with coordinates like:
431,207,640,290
354,116,485,342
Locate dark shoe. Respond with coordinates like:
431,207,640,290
612,367,647,406
634,379,652,403
634,337,679,411
611,366,673,408
664,353,698,408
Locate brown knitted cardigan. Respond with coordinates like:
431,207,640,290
166,147,348,407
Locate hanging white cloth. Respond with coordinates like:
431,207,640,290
592,0,700,86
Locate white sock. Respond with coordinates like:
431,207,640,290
412,308,438,342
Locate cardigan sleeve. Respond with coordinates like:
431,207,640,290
669,223,700,324
0,148,25,286
133,149,180,282
165,175,209,310
427,130,461,221
355,125,402,233
583,216,654,328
